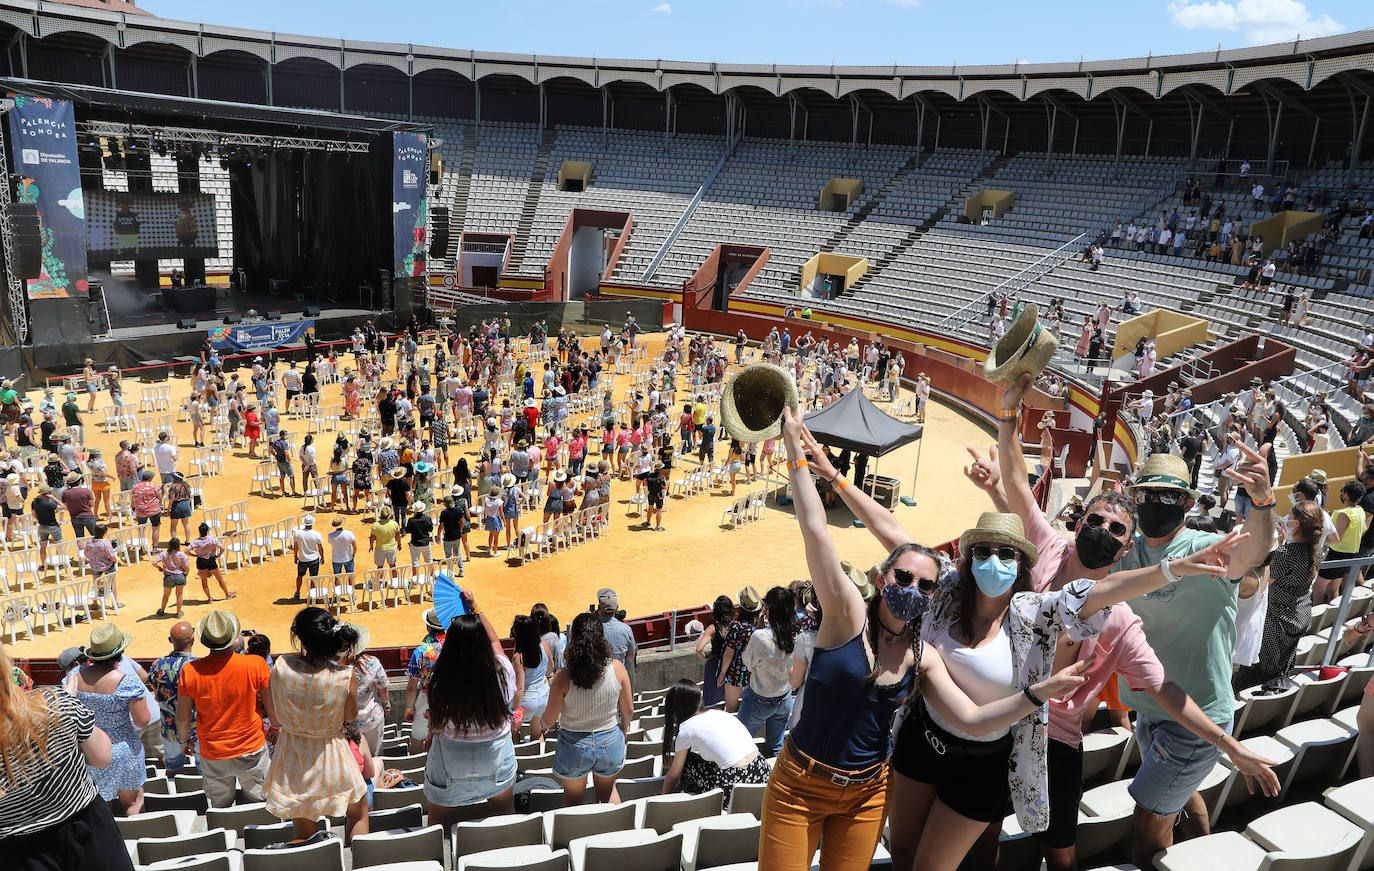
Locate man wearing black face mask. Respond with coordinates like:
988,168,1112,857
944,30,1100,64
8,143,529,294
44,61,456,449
963,373,1280,871
1109,445,1275,868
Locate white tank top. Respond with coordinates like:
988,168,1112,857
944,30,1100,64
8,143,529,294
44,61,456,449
926,621,1016,742
560,662,621,733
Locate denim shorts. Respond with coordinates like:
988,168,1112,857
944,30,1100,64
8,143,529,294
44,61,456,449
1128,714,1230,816
553,728,626,780
423,733,517,807
332,560,354,574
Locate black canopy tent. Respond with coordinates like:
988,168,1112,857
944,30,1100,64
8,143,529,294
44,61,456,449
803,388,923,504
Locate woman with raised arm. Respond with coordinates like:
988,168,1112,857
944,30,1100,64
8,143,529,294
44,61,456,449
759,407,1097,870
786,408,1248,871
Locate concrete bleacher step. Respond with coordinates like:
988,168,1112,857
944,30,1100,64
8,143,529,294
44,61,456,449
507,135,556,272
445,126,478,262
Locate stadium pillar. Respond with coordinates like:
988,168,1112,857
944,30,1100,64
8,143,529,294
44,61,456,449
1354,96,1370,185
1043,99,1058,175
539,83,547,131
602,89,609,147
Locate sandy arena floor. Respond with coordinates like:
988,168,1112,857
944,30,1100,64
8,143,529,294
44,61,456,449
6,334,993,659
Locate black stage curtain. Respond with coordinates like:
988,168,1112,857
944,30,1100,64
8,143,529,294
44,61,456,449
230,147,388,305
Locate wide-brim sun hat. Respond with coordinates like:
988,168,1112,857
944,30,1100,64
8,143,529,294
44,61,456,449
423,607,445,634
83,623,132,661
501,473,516,488
1131,452,1197,500
198,610,241,652
841,560,874,600
390,466,406,479
552,470,567,483
414,461,432,474
983,303,1058,385
524,398,537,408
1309,468,1328,486
737,585,762,612
958,512,1039,567
348,624,370,657
720,362,799,442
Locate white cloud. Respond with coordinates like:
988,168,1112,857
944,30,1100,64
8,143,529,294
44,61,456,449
649,2,671,12
1166,0,1343,45
882,0,920,7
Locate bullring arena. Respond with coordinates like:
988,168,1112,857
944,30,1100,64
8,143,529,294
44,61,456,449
3,2,1374,870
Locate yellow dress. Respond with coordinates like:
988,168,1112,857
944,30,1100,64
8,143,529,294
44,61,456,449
263,656,366,820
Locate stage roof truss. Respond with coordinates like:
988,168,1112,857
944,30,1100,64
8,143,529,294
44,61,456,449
78,120,371,152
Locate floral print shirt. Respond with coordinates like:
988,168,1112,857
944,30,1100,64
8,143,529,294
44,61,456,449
148,651,196,741
908,571,1108,834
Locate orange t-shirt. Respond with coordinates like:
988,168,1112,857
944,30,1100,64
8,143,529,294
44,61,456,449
177,652,271,760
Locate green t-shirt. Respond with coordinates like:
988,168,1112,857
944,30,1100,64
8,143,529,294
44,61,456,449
1112,527,1238,725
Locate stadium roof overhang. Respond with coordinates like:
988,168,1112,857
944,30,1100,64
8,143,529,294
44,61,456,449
1,0,1372,106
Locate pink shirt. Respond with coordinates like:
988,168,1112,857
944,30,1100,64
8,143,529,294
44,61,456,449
568,436,587,459
1025,508,1168,748
616,430,632,447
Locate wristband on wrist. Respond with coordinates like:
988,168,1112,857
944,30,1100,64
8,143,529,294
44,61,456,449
787,458,809,471
997,408,1020,421
1022,685,1044,707
831,476,849,492
1250,495,1277,510
1159,557,1180,585
1212,732,1227,748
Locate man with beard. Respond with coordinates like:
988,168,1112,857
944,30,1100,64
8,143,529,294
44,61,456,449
963,373,1279,871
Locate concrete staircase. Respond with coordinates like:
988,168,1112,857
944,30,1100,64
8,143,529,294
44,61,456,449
443,126,477,264
506,135,556,274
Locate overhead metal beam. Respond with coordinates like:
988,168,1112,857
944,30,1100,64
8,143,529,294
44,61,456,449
1177,85,1239,122
78,121,370,153
1252,80,1318,118
1108,90,1152,122
1336,71,1374,102
1040,92,1080,122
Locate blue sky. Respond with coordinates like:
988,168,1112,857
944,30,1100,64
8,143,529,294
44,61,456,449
160,0,1370,66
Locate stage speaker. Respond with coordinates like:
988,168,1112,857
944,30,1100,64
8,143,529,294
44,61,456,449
303,305,321,318
264,311,282,321
223,314,243,325
429,207,450,259
429,151,443,186
177,318,197,330
8,202,41,280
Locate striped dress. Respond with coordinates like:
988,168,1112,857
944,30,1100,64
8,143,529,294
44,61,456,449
264,656,366,820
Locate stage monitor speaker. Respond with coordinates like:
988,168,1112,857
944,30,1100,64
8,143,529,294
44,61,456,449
264,311,282,321
303,305,321,318
429,207,450,259
223,314,242,325
9,202,41,280
429,151,443,186
177,318,197,330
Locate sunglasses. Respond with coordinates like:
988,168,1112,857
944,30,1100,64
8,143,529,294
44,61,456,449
1082,512,1130,538
1133,489,1186,506
971,545,1021,563
892,567,937,594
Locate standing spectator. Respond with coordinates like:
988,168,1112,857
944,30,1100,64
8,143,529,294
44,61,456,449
270,430,297,496
510,614,554,737
115,440,140,491
153,538,191,618
369,506,400,581
402,609,446,753
328,517,357,589
386,466,411,527
425,603,520,822
737,586,801,757
643,461,667,531
290,514,324,601
162,471,193,543
404,501,433,566
189,522,234,602
87,447,111,520
132,470,163,549
62,472,96,539
147,622,196,775
177,610,273,807
595,588,638,690
31,484,61,565
64,624,149,818
694,595,735,707
153,431,178,483
264,608,368,844
0,645,131,871
534,613,634,806
343,627,390,753
438,495,466,577
1234,503,1321,690
83,524,121,607
718,587,761,713
1317,481,1367,604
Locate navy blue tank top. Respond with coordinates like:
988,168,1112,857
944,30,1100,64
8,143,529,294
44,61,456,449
789,628,914,770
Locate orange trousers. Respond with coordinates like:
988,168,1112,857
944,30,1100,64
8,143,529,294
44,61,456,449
758,741,892,870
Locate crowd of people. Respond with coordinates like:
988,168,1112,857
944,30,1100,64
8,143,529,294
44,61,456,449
6,308,1374,871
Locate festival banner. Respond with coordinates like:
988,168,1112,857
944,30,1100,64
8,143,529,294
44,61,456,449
207,319,316,352
5,94,87,299
393,131,429,279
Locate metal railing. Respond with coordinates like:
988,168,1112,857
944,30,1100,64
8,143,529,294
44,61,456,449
1319,554,1374,668
940,232,1088,331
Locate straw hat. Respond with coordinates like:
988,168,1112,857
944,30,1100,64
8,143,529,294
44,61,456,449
1309,468,1328,486
737,585,762,612
390,466,406,479
524,398,537,408
720,362,799,442
501,473,516,488
348,624,370,657
983,303,1058,384
198,610,241,652
958,512,1039,567
83,623,132,661
552,469,567,483
423,608,445,634
841,560,874,600
1131,453,1195,499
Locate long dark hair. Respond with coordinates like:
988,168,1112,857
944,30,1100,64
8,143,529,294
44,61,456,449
709,595,733,661
955,542,1033,645
762,586,799,656
290,607,357,663
426,614,510,734
565,612,612,690
510,614,544,669
660,678,703,765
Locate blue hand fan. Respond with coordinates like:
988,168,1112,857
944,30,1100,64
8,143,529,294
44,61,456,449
432,571,469,627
